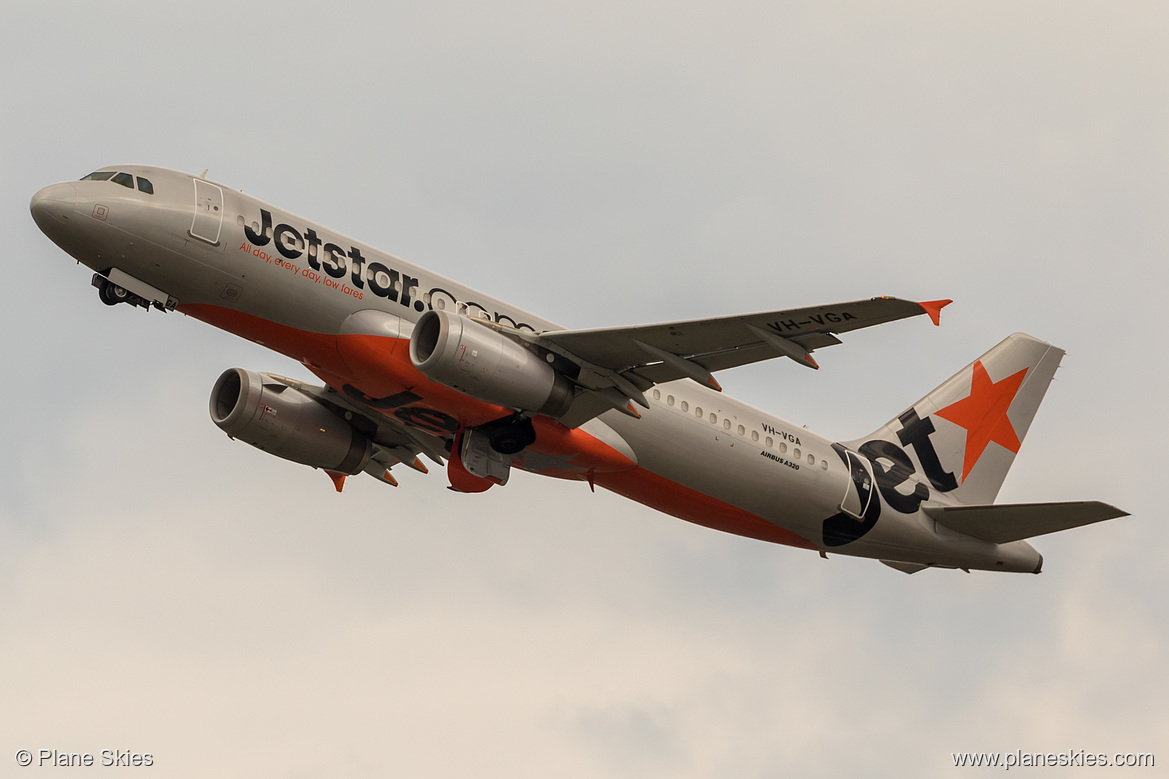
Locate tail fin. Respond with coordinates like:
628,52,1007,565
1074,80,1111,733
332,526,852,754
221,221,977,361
847,333,1064,505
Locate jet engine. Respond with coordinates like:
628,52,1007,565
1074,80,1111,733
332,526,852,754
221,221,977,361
209,368,372,474
409,309,574,417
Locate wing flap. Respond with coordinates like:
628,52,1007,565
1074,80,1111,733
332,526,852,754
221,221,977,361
925,501,1129,544
632,341,798,383
291,378,450,475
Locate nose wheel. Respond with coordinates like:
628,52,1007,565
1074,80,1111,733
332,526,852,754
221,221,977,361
97,279,131,306
93,273,145,308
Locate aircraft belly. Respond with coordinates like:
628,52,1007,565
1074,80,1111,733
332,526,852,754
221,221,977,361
601,401,833,546
825,522,1042,573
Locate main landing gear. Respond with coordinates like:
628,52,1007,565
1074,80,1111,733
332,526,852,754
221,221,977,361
449,415,535,491
482,414,537,455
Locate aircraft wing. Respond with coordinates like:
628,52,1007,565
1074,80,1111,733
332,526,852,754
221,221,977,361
526,297,949,426
274,374,447,486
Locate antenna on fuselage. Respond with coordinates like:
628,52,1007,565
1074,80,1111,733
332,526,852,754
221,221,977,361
199,169,208,179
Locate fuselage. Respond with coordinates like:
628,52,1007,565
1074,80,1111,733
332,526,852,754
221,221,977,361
30,165,1043,573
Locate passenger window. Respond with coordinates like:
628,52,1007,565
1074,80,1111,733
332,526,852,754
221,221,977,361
709,413,717,424
111,172,133,188
765,437,773,447
794,447,801,459
667,395,675,407
737,425,745,436
136,177,154,194
695,407,703,417
80,171,115,181
807,453,815,465
751,430,759,442
723,419,731,430
680,401,689,412
653,389,661,401
820,460,828,471
780,442,788,453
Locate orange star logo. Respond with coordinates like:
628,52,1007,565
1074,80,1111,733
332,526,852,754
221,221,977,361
934,360,1027,482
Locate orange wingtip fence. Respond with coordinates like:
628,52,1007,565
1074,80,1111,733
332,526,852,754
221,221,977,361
918,299,953,327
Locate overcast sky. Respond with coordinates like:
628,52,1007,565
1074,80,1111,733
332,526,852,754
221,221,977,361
2,2,1165,776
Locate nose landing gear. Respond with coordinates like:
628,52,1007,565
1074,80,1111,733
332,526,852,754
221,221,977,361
95,274,143,307
91,271,177,311
96,277,136,306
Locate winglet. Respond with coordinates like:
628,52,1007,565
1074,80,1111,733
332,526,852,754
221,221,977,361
918,299,953,327
326,471,347,493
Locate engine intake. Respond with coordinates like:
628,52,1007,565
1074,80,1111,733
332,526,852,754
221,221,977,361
209,368,372,474
409,309,573,417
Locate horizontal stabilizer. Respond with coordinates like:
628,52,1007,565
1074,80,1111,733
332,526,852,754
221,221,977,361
925,501,1129,544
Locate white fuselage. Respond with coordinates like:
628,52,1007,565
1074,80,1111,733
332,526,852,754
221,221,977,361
30,165,1043,573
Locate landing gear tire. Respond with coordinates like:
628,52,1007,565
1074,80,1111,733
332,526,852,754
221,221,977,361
487,417,537,455
98,280,130,306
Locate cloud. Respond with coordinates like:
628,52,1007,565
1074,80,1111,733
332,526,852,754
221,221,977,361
3,2,1165,776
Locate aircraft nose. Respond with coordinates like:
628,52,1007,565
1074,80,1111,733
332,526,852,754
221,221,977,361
29,182,77,231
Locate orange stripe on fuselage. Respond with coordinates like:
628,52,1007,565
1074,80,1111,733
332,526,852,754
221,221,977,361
594,468,816,549
179,304,811,549
182,302,508,421
179,304,636,475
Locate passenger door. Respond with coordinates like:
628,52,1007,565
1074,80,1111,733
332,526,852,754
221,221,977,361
189,178,223,245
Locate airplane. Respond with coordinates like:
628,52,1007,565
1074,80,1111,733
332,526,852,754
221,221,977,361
29,165,1127,575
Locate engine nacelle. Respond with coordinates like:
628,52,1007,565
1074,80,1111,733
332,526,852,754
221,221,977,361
409,309,574,417
209,368,372,474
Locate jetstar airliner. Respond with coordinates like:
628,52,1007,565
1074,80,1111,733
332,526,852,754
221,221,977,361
30,165,1127,574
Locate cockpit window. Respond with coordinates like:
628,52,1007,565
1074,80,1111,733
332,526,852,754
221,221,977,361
79,170,155,194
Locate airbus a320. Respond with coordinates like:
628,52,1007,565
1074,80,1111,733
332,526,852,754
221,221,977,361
30,165,1127,574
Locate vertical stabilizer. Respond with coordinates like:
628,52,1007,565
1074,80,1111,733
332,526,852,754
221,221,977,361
847,333,1064,506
